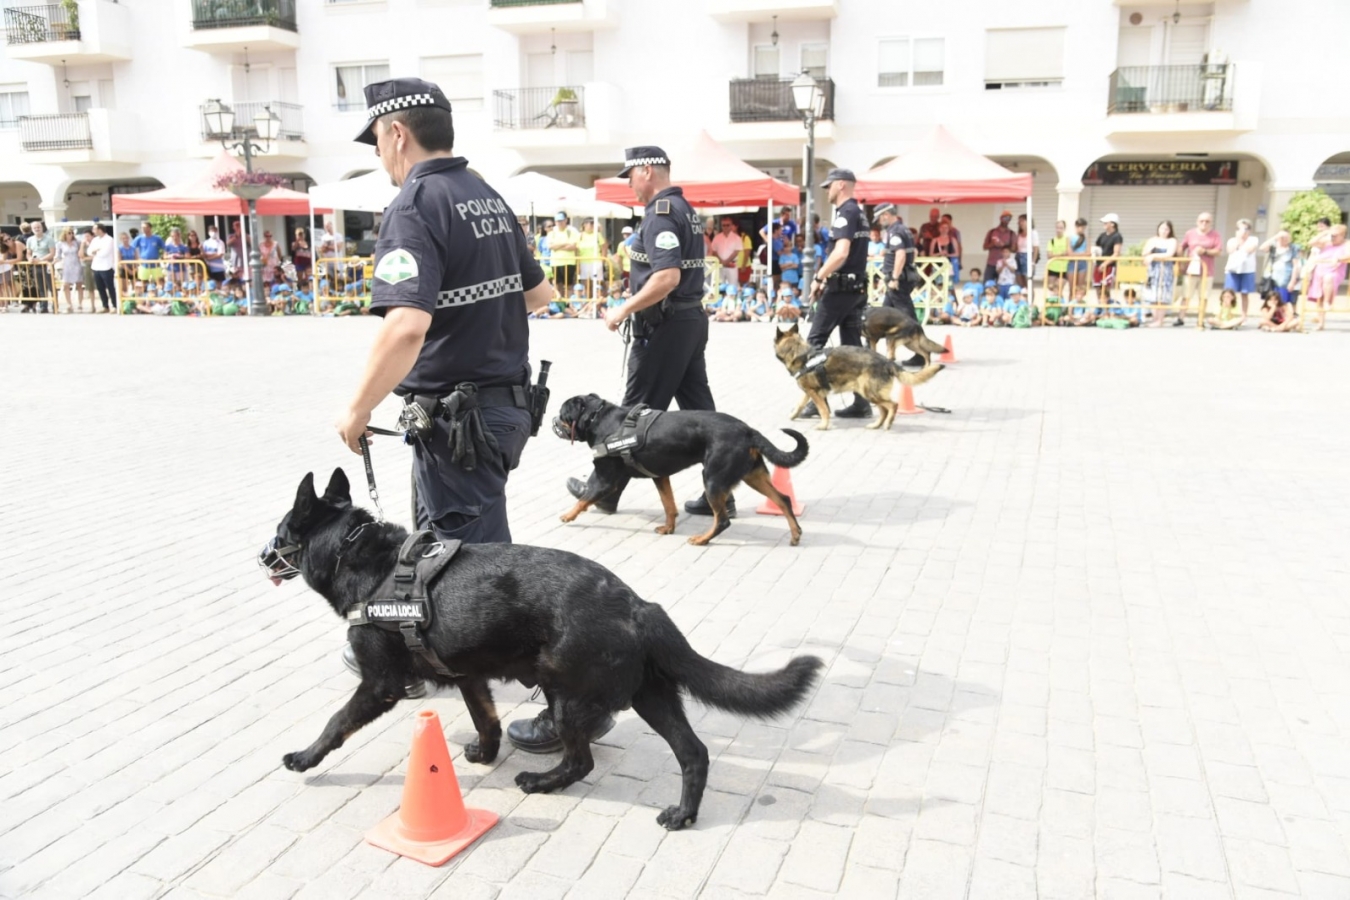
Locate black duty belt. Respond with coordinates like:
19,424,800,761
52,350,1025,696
409,384,529,415
591,404,662,477
346,531,464,679
667,298,704,311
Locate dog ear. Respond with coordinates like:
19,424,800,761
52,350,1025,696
294,472,318,515
789,322,799,335
323,468,351,504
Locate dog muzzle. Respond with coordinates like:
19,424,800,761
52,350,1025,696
551,417,574,442
258,536,302,586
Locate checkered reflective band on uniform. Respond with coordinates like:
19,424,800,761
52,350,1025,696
624,156,669,168
366,93,436,121
852,231,871,239
629,249,703,268
435,273,523,308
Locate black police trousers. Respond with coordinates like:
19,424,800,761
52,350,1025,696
412,405,531,544
623,310,715,412
882,283,918,321
807,288,867,350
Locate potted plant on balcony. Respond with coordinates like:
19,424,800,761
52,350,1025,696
214,169,287,201
551,87,580,128
58,0,79,39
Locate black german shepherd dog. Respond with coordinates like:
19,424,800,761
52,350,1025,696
262,469,823,830
555,394,809,546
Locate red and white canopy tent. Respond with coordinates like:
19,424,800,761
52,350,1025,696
855,126,1035,299
594,130,799,210
111,152,328,278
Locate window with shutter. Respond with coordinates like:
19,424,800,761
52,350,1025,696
985,27,1065,90
422,55,484,111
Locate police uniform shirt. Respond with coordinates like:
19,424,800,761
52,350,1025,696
829,198,870,279
629,186,704,301
883,220,915,276
370,156,545,394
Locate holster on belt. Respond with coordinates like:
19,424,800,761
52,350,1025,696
439,383,499,473
825,272,865,293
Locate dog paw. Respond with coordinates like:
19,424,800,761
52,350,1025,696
282,751,315,772
814,423,830,432
515,771,553,794
655,524,674,535
686,535,711,547
560,512,578,523
865,420,883,430
464,740,499,765
790,532,801,547
656,806,697,830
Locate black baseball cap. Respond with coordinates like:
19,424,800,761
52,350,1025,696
618,146,671,177
353,77,453,146
871,203,897,222
821,168,856,186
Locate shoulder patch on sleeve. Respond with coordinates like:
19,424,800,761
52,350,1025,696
375,248,419,285
654,231,680,251
655,199,671,215
889,236,902,245
833,216,848,228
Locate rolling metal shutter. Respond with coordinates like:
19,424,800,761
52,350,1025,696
1084,184,1218,250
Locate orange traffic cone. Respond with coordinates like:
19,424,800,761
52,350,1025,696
895,382,925,415
938,335,957,363
756,465,805,517
365,709,497,866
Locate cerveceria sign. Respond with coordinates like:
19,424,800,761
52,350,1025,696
1082,160,1238,187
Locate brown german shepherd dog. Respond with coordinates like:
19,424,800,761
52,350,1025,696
862,306,948,364
773,324,943,432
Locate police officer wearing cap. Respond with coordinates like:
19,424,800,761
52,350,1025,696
333,77,610,752
874,204,928,368
802,167,872,419
564,146,729,517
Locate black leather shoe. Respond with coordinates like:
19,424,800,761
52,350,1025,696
567,476,616,514
341,644,427,699
798,403,820,419
836,395,873,419
901,354,927,368
507,708,616,754
684,493,736,517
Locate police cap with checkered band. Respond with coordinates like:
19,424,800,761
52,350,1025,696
353,77,453,146
618,146,671,177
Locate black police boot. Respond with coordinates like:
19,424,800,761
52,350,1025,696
507,708,616,754
342,644,427,699
684,493,736,518
797,402,821,419
836,394,874,419
901,353,927,368
567,476,617,514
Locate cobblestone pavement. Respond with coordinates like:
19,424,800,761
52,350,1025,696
2,316,1349,900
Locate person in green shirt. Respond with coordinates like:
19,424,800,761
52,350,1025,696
1046,220,1069,283
577,217,608,290
548,212,580,294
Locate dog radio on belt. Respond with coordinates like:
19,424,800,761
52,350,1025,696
336,76,574,753
567,145,731,520
801,167,874,420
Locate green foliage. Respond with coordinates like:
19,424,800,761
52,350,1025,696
1280,189,1344,249
60,0,78,34
148,214,187,238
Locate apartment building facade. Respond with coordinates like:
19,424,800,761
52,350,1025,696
2,0,1348,247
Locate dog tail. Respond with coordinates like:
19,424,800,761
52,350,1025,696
642,606,822,717
755,428,809,469
892,362,944,391
918,334,946,355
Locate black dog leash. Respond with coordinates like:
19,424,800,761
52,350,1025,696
357,434,386,522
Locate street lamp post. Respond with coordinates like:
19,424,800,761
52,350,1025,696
791,73,826,290
203,99,282,318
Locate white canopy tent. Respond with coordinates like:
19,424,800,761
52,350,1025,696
308,169,399,214
498,171,630,219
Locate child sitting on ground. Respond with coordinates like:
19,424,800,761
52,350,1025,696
1042,275,1064,325
1258,289,1299,332
979,284,1003,327
1004,285,1033,328
747,289,772,323
1066,284,1096,327
1206,288,1243,330
961,268,983,303
774,285,800,321
957,290,981,326
1116,287,1143,327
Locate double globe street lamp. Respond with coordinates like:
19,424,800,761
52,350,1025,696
791,72,827,290
203,98,282,318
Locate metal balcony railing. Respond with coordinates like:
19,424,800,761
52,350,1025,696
1107,64,1234,114
190,0,297,31
19,113,92,150
199,100,304,142
729,76,835,123
493,86,585,130
3,4,80,44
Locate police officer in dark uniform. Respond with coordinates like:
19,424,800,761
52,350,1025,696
875,204,928,368
802,167,872,419
334,77,611,752
564,146,731,516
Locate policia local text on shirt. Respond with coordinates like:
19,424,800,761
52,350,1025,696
804,168,872,419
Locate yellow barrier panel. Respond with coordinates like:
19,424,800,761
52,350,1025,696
5,260,56,312
1040,256,1211,327
528,253,622,318
115,260,215,315
314,256,372,315
865,256,951,325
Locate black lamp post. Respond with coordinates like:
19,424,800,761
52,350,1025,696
203,98,282,317
791,72,826,289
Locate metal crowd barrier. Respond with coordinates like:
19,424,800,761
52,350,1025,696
3,260,57,310
115,260,214,314
313,256,372,314
864,256,952,325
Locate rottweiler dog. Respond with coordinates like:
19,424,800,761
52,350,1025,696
262,469,823,831
862,305,948,364
554,393,808,546
773,323,944,432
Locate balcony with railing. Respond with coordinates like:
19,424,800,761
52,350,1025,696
15,109,138,162
486,0,617,33
729,76,835,123
3,0,132,64
1106,64,1247,134
184,0,299,52
494,86,585,130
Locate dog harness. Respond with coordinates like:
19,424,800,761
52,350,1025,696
345,531,464,679
591,404,663,478
798,352,832,390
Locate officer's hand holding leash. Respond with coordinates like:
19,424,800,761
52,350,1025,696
605,268,680,333
336,408,374,455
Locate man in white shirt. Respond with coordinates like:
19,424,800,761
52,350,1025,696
710,218,744,289
201,225,227,284
318,219,345,286
88,223,118,313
